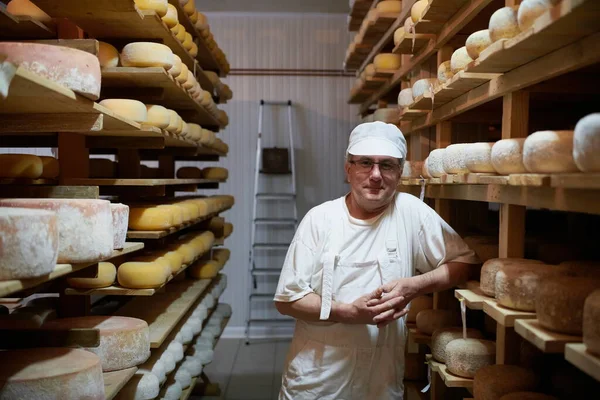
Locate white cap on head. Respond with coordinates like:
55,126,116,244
346,121,407,159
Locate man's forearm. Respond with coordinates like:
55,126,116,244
275,293,356,323
411,262,479,297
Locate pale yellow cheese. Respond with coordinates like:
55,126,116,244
364,63,376,78
404,16,413,33
374,53,401,70
129,207,174,230
489,6,521,43
161,4,179,28
155,205,184,225
6,0,51,23
98,41,119,68
446,339,496,378
171,24,186,42
190,10,198,24
393,27,405,46
189,260,220,279
131,255,173,275
573,113,600,172
186,123,202,141
466,29,492,60
165,110,180,133
491,138,528,174
450,46,473,74
195,12,208,31
118,262,170,289
67,262,117,289
176,63,189,84
411,0,430,23
183,0,196,15
168,54,183,79
99,99,148,123
39,156,59,179
437,61,454,84
183,70,196,90
180,121,189,137
171,243,196,264
182,32,193,51
523,130,579,173
120,42,174,69
464,142,496,173
518,0,560,31
189,42,198,57
0,154,42,179
154,250,184,273
145,104,171,129
200,129,216,146
134,0,168,17
376,1,403,13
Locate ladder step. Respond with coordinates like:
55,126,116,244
250,293,276,298
256,193,296,200
251,269,282,276
254,218,296,225
248,318,295,324
253,243,289,250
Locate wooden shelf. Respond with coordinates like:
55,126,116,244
392,34,434,55
361,12,401,43
0,242,144,298
515,319,582,353
399,108,429,121
104,367,138,400
62,178,225,187
482,299,535,327
409,328,432,346
0,7,55,39
348,0,375,31
565,343,600,382
180,377,198,400
427,355,474,389
455,287,488,310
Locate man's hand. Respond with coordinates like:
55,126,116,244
366,278,420,327
334,287,402,325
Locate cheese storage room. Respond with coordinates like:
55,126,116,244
0,0,599,399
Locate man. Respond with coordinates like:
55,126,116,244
273,121,480,399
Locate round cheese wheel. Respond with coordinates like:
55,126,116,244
446,339,496,378
213,248,231,265
491,138,527,174
66,262,116,289
480,258,544,297
431,327,484,363
174,367,191,389
422,158,432,178
98,41,119,68
129,206,174,230
186,123,202,141
120,42,174,69
377,1,402,13
450,46,473,74
518,0,560,31
39,156,59,179
474,365,539,400
464,142,496,173
0,154,42,179
144,104,170,129
190,10,198,24
99,99,148,123
161,4,178,28
573,113,600,172
404,16,414,33
43,316,150,372
426,148,446,177
168,54,183,78
171,24,186,42
374,53,401,70
116,371,160,400
398,88,414,108
401,161,424,179
189,260,220,279
0,348,104,399
523,130,579,173
165,110,180,133
176,166,202,179
489,6,521,43
466,29,492,59
182,32,193,51
200,129,216,146
134,0,168,17
182,70,196,90
496,262,560,311
437,61,454,84
416,309,460,335
537,276,600,335
160,380,182,400
411,0,429,23
443,143,470,174
584,289,600,356
412,78,437,99
183,0,196,15
195,12,208,30
6,0,52,23
118,262,170,289
155,205,184,225
189,42,199,57
365,63,376,78
393,27,405,46
406,296,433,323
500,393,558,400
176,63,189,84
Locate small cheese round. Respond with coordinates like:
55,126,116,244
165,110,180,133
66,262,117,289
480,258,544,297
393,27,406,46
183,0,196,15
491,138,527,174
176,63,189,84
161,4,178,28
189,260,220,279
171,24,186,42
537,277,600,335
377,1,402,13
117,371,160,400
189,42,198,57
6,0,52,23
364,64,376,78
99,99,148,123
404,16,414,33
134,0,168,17
584,289,600,356
176,167,202,179
182,70,196,90
474,365,539,400
412,78,437,99
450,46,473,74
189,10,198,24
195,12,208,30
489,6,521,43
398,88,414,108
182,32,193,51
374,53,401,70
117,262,170,289
98,41,119,68
129,206,174,230
437,61,454,84
496,262,560,311
407,296,434,323
120,42,174,69
573,113,600,172
416,309,460,335
39,156,59,179
174,368,191,389
518,0,560,31
155,205,184,225
443,143,470,174
446,339,496,378
411,0,429,23
144,104,170,129
500,393,558,400
431,327,484,363
523,130,579,173
464,142,496,173
200,129,216,146
0,154,42,179
401,161,424,179
426,148,446,177
466,29,492,59
168,54,183,79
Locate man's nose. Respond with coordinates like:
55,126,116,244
370,164,382,179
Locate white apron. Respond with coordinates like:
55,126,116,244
279,205,409,400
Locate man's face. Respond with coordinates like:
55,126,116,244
345,155,402,212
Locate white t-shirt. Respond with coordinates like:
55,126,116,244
274,193,479,303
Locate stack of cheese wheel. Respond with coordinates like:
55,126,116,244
480,258,544,298
416,309,460,335
474,365,539,400
445,338,496,378
431,327,484,363
0,154,59,179
523,130,579,173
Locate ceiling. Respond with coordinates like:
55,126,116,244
196,0,350,13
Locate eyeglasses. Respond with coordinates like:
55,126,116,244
349,159,402,173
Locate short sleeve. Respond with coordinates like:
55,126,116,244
415,207,480,274
273,238,317,302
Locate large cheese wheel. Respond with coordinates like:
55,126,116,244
134,0,168,16
412,78,437,99
0,42,101,100
145,104,170,129
110,203,129,250
0,154,42,179
120,42,174,69
518,0,560,31
446,339,496,378
537,277,600,335
491,138,527,174
583,289,600,356
398,88,414,108
213,248,231,266
480,258,544,298
437,61,454,84
98,41,119,68
443,143,470,174
450,46,473,74
0,199,113,264
6,0,52,23
401,161,424,179
406,296,433,323
0,207,57,280
183,0,196,15
167,54,183,79
466,29,492,60
431,327,484,363
393,28,405,46
39,156,59,179
161,4,178,27
411,0,429,23
374,54,401,70
475,365,539,400
573,113,600,172
155,205,184,225
43,316,150,372
523,130,579,173
129,207,173,230
489,6,521,43
99,99,148,123
0,348,104,399
496,262,560,311
464,142,496,173
176,167,202,179
377,1,402,13
427,148,446,177
416,309,460,335
404,16,413,33
66,262,116,289
118,262,170,289
500,394,558,400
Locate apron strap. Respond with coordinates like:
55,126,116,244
319,253,337,320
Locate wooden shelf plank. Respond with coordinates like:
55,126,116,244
61,178,225,187
349,0,375,31
427,355,474,389
393,34,434,55
349,88,376,104
363,76,388,90
477,175,509,185
361,13,401,43
515,319,582,353
453,173,497,184
409,328,432,346
399,108,429,121
445,71,501,94
411,95,433,110
483,299,536,327
0,8,56,39
104,367,138,400
565,343,600,382
0,242,143,298
550,173,600,189
0,184,99,199
508,174,551,187
455,287,488,310
180,377,198,400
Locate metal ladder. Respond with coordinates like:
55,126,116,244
245,100,298,344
